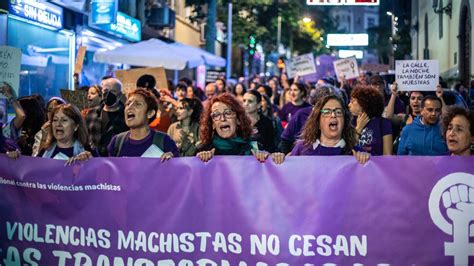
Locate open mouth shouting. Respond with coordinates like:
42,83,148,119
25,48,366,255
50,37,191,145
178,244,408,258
329,120,339,131
216,122,236,138
55,128,65,136
126,111,136,121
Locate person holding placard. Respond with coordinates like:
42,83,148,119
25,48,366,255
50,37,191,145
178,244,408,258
0,82,26,141
368,75,405,115
397,95,448,155
349,85,393,155
108,89,179,160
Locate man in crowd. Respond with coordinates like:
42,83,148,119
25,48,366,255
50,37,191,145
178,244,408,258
202,83,217,107
397,95,448,155
87,77,128,156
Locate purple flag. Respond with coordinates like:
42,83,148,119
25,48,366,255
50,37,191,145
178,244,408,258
0,155,473,265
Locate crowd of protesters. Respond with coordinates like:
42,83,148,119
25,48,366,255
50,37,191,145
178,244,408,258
1,70,473,166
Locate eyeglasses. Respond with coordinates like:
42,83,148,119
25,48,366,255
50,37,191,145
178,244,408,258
320,108,344,117
177,106,188,110
211,109,236,121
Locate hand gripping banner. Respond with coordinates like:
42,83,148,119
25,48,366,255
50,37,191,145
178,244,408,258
0,155,473,265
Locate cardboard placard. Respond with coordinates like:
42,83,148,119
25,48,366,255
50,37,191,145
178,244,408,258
286,53,317,79
395,60,439,91
333,56,359,81
60,89,88,111
74,46,87,74
115,67,168,95
0,46,22,97
205,70,225,83
361,63,390,73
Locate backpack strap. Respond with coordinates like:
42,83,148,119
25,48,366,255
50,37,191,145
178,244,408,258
113,132,129,157
152,131,166,151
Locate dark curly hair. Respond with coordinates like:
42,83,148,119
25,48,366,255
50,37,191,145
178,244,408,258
200,93,252,146
442,106,474,140
350,85,385,118
180,97,203,124
300,94,357,155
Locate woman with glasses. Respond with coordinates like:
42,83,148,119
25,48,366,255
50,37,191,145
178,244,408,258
290,94,370,164
348,85,393,155
442,107,474,156
167,98,203,156
196,93,284,164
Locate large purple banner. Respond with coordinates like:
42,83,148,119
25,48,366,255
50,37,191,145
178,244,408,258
0,155,473,265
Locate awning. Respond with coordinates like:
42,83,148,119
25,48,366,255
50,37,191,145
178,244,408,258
93,38,226,70
168,41,226,67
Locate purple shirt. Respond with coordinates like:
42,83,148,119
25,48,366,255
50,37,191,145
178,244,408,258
281,106,313,142
291,140,363,156
278,102,311,122
385,96,405,115
108,130,179,157
357,117,392,156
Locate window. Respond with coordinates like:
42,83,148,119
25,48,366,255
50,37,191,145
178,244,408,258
367,18,375,28
7,17,74,99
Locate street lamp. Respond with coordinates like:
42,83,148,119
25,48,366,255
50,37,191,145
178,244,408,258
386,11,396,69
302,17,312,23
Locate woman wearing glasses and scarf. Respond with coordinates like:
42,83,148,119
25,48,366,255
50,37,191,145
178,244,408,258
196,93,284,164
290,94,370,164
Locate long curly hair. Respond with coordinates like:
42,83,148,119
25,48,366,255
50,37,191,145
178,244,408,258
442,106,474,139
351,85,385,118
42,104,91,151
300,94,357,154
200,93,252,146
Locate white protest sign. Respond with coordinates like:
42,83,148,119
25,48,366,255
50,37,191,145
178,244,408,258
395,60,439,91
333,56,359,81
286,53,317,78
0,46,22,97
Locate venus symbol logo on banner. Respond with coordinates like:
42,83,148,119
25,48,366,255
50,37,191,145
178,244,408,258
350,62,355,75
428,172,474,265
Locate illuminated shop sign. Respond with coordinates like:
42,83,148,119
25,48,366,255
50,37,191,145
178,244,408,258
91,11,141,42
307,0,379,5
327,34,369,46
9,0,63,30
89,0,117,25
